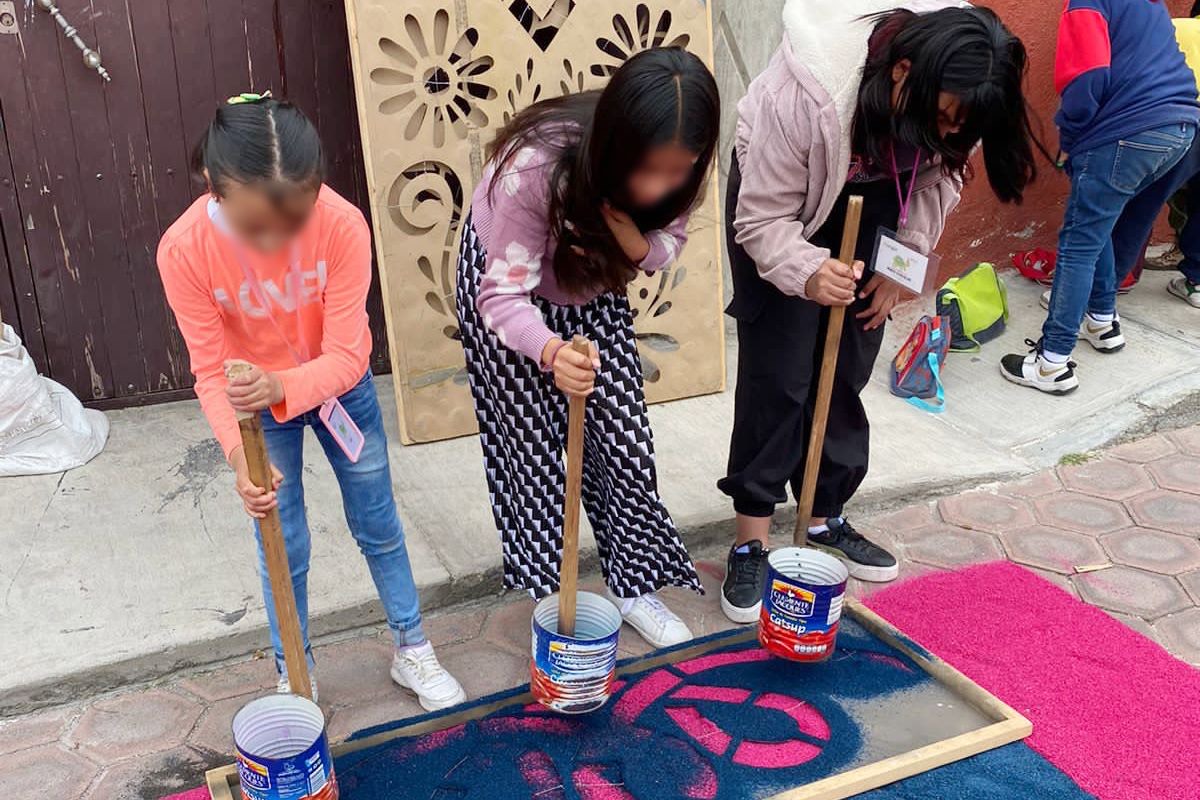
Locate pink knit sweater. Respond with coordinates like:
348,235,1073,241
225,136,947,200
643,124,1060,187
469,142,689,364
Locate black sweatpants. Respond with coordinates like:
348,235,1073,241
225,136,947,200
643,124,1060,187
718,152,904,519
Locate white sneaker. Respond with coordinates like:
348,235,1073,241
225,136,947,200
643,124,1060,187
276,673,319,703
606,590,693,649
390,642,467,712
1079,315,1125,352
1000,339,1079,394
1167,276,1200,308
1040,290,1125,352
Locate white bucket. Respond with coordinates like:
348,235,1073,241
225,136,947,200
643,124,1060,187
232,694,337,799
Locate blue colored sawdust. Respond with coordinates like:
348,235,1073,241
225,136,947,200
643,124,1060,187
333,624,1090,799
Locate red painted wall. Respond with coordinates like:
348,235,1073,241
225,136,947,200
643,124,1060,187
938,0,1192,276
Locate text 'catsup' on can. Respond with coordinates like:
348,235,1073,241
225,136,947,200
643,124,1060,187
758,546,849,662
232,694,337,800
531,591,622,715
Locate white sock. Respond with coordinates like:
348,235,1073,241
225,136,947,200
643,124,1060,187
808,517,841,535
1087,311,1114,324
1041,350,1070,365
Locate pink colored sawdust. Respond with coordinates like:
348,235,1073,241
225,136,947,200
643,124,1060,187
865,561,1200,800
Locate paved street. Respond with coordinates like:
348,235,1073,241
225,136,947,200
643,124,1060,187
1,426,1198,799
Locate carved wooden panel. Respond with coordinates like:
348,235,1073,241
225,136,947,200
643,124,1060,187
344,0,724,443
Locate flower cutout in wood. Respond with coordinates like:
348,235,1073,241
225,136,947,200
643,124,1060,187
372,10,497,147
591,4,690,78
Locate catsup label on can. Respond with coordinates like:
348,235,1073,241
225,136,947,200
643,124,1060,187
759,548,848,662
232,695,338,800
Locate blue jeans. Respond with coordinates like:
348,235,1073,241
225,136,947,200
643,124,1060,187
1043,122,1196,356
1112,134,1200,286
257,371,425,672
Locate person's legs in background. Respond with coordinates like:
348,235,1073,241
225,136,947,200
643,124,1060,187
1168,176,1200,307
1004,123,1195,393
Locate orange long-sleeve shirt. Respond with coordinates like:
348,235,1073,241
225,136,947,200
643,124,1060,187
157,185,374,458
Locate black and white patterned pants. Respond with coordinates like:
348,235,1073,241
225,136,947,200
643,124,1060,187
455,219,702,600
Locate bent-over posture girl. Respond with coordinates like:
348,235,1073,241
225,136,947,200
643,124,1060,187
456,48,719,648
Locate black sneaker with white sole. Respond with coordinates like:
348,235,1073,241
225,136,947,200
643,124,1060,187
807,518,899,583
721,540,770,624
1000,338,1079,394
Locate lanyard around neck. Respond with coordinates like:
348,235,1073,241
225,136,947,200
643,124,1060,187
890,144,922,228
210,202,309,366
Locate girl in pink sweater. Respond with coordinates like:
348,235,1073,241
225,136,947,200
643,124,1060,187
456,49,719,648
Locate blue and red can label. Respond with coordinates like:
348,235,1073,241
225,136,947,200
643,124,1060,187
758,548,848,662
530,593,621,715
232,695,338,800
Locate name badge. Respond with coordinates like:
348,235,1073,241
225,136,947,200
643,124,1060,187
319,398,364,463
871,228,938,294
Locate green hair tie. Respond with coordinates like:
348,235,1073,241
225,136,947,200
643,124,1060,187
226,90,273,105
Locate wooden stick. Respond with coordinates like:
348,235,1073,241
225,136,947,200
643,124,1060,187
557,336,591,637
794,196,864,546
225,361,313,700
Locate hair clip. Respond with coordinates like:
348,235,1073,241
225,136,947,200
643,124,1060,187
226,90,273,105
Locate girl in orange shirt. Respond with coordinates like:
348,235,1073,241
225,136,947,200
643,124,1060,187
158,95,465,710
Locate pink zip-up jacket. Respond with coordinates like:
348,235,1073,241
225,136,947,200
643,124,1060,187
733,0,968,299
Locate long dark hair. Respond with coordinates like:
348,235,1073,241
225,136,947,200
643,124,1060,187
853,7,1046,204
487,48,719,295
192,97,325,201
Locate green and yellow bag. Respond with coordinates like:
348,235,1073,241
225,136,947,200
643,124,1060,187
936,263,1009,352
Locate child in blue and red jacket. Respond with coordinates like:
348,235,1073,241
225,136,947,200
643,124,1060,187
1003,0,1200,394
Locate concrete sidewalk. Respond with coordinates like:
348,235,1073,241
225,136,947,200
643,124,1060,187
2,269,1198,714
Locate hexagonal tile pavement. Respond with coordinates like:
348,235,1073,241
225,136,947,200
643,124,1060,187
187,694,255,757
436,640,529,701
1032,492,1131,535
860,503,938,536
1000,526,1108,574
177,657,277,704
1072,566,1191,620
997,469,1062,499
1180,570,1200,604
1156,608,1200,665
1057,458,1154,501
1147,455,1200,496
1101,528,1200,575
299,636,395,710
1102,610,1158,643
480,595,538,657
0,705,75,756
1108,434,1177,463
899,524,1004,569
83,745,212,800
938,492,1035,534
326,695,425,743
67,689,202,764
1166,426,1200,456
0,744,96,799
1126,490,1200,535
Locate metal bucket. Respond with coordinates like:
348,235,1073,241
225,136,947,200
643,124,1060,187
232,694,338,800
530,591,622,714
758,546,849,662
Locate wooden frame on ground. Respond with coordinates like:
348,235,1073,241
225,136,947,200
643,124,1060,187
205,599,1032,799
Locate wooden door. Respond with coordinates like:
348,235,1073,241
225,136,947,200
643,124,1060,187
0,0,387,407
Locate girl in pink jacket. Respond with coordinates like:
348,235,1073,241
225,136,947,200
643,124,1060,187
718,0,1043,623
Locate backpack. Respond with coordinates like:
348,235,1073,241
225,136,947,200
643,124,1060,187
936,262,1009,352
890,315,950,414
